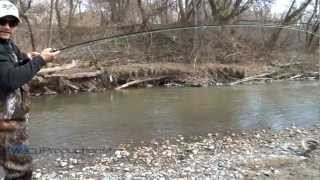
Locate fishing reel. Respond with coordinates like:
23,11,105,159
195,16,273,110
50,48,59,53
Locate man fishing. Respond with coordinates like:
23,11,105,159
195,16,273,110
0,1,59,179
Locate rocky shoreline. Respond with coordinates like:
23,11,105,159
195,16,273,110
32,125,320,179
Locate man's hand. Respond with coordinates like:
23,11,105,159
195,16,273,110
0,121,21,131
40,48,60,62
27,52,40,59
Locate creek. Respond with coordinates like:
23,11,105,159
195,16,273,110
29,81,320,148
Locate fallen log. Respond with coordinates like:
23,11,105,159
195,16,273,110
38,60,78,75
45,70,103,79
272,62,302,68
229,72,275,86
115,76,168,90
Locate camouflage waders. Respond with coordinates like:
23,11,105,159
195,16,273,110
0,84,32,179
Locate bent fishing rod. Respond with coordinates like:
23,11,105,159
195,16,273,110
52,23,320,52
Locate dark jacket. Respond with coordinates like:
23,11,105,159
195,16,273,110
0,39,46,93
0,39,45,120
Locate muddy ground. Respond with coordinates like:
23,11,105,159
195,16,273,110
31,125,320,179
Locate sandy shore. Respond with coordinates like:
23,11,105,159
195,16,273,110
32,124,320,180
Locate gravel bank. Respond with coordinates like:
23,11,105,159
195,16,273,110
32,125,320,179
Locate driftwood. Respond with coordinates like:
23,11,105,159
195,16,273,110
274,72,293,79
45,70,103,79
276,62,302,68
38,60,78,75
229,72,275,86
43,86,57,95
59,78,80,90
310,72,319,76
251,78,273,81
288,74,303,80
115,76,168,90
82,81,97,92
223,52,241,60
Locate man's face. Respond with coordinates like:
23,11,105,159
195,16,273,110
0,16,19,40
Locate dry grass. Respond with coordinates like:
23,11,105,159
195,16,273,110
107,63,248,80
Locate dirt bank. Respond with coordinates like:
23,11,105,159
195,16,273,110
29,60,319,95
32,125,320,179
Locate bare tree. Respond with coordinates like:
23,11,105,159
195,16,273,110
55,0,64,44
110,0,130,23
47,0,55,47
67,0,75,27
305,0,319,50
91,0,130,25
18,0,36,51
137,0,175,28
267,0,312,48
10,0,318,58
252,0,273,22
137,0,148,28
207,0,255,24
177,0,201,23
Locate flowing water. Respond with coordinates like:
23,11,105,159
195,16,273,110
29,81,320,148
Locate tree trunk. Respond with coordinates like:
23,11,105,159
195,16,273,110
110,0,119,23
160,0,168,24
18,0,36,51
178,0,186,23
305,0,319,50
20,14,36,51
55,0,65,45
191,0,201,64
68,0,73,27
137,0,148,29
47,0,54,47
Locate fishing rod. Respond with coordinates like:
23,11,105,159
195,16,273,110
53,23,320,52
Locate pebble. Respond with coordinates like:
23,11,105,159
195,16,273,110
60,161,68,167
226,137,233,142
192,149,199,155
208,145,215,150
34,172,42,179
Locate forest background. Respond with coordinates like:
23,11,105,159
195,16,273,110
8,0,320,93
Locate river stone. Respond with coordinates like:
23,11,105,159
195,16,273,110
60,161,68,167
115,150,122,158
33,172,42,179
